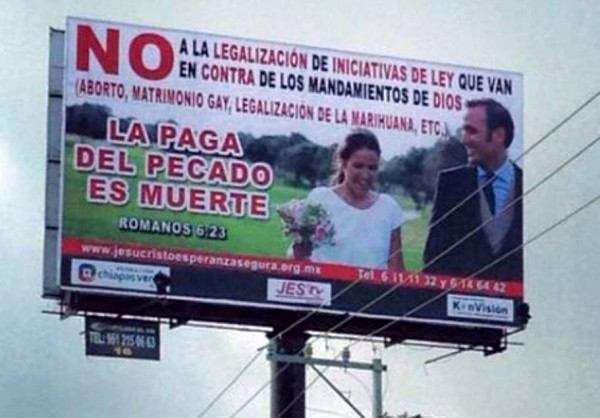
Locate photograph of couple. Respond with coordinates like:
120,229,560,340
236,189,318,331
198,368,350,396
282,98,523,282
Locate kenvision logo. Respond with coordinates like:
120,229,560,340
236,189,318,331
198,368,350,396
447,294,514,322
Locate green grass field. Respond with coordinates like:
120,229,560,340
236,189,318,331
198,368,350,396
64,139,428,270
401,204,429,271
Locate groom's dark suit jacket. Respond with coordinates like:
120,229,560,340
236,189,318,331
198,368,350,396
423,164,523,281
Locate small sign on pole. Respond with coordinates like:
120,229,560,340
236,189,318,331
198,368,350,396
85,316,160,360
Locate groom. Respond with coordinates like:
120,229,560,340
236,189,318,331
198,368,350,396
423,98,523,281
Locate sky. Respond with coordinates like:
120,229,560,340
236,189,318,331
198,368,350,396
1,1,599,417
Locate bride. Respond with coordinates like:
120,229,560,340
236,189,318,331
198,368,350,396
294,130,406,271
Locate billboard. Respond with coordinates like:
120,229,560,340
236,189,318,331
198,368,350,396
51,17,526,335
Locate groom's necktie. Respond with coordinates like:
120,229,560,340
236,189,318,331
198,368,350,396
483,171,496,215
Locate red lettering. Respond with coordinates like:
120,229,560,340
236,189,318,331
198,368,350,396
129,33,174,80
145,153,164,177
209,190,228,213
117,151,135,175
166,185,186,210
128,121,148,145
167,155,185,179
157,124,243,156
74,145,135,175
229,191,248,216
250,194,268,219
251,163,273,189
207,160,227,183
177,128,196,151
97,148,114,171
74,144,95,171
199,130,219,153
187,157,206,181
110,179,129,204
87,177,128,205
107,118,125,143
221,132,243,156
107,118,149,146
139,182,163,207
158,123,177,148
230,160,249,186
95,148,135,174
88,176,108,202
76,25,119,74
188,188,206,211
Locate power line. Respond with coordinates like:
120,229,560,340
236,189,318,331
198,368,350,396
425,90,599,234
226,126,600,418
277,191,600,417
196,350,263,418
277,124,600,409
238,161,599,417
315,131,600,337
197,91,599,418
199,91,599,417
306,406,354,417
424,326,526,366
228,371,273,417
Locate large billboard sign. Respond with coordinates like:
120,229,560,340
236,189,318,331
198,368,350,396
49,17,526,336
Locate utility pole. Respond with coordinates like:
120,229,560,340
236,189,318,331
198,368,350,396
267,335,386,418
268,331,309,418
372,358,384,418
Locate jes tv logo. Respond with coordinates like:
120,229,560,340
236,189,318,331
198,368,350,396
267,279,331,306
78,263,97,282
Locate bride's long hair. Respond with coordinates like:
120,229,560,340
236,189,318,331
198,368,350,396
331,129,381,185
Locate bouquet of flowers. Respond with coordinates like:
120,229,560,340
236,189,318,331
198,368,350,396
277,199,335,255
